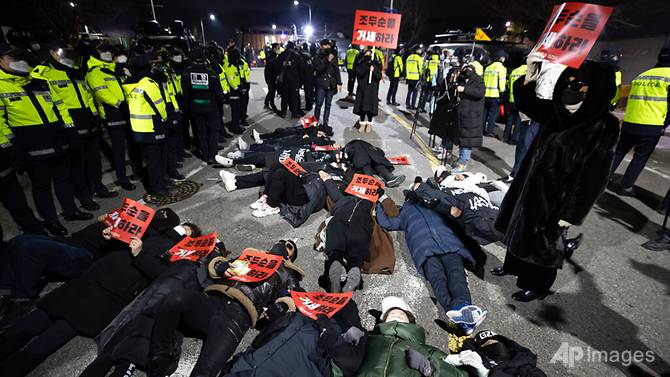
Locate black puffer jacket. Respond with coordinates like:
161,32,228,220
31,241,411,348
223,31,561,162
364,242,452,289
453,69,485,148
343,140,394,174
463,334,547,377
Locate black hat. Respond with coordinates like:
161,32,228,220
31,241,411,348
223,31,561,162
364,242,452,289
149,208,181,234
473,330,502,347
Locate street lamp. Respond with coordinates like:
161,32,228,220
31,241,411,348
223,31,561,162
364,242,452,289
272,24,277,30
292,0,312,26
505,20,511,27
210,13,216,21
69,2,76,7
304,24,313,37
201,13,216,45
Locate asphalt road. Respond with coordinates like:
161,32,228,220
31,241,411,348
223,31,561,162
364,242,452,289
4,68,669,377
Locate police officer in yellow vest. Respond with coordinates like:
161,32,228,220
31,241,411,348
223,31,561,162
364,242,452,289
86,44,139,191
609,48,670,197
222,48,247,135
158,52,185,181
38,38,119,213
344,44,359,100
405,45,423,109
0,39,93,236
126,52,171,197
600,49,622,110
418,48,441,114
167,47,192,159
483,50,508,136
386,46,404,105
502,63,527,144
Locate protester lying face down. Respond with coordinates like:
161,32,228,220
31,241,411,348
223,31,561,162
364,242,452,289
146,240,305,377
0,209,191,377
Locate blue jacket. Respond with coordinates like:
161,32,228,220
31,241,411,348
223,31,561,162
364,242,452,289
376,202,474,277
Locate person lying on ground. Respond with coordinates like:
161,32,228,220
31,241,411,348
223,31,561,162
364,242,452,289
355,296,468,377
433,167,510,207
223,298,367,377
250,122,333,145
80,237,228,377
145,241,304,377
376,178,488,335
342,139,406,187
0,209,198,377
231,130,335,157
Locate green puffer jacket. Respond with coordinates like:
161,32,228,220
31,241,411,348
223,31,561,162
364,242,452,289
355,321,467,377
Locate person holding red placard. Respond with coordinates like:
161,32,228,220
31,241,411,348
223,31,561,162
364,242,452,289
146,241,303,377
353,47,383,133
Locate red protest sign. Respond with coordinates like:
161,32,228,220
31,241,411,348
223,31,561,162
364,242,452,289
532,2,613,68
345,173,384,202
280,156,307,177
168,232,218,262
110,198,155,244
352,10,402,49
300,115,318,129
311,143,335,152
290,291,353,320
388,155,410,165
228,248,284,283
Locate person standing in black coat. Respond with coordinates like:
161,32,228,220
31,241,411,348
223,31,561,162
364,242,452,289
313,39,341,130
492,56,620,302
299,43,316,112
353,48,383,133
276,42,303,119
0,209,195,377
443,64,485,173
264,43,281,112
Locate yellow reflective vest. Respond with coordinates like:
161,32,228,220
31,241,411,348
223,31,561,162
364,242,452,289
424,54,440,83
508,64,527,104
611,70,622,107
391,53,404,78
484,61,507,98
0,68,73,158
86,56,127,125
471,61,484,77
345,48,359,71
125,77,168,142
405,53,423,81
623,67,670,126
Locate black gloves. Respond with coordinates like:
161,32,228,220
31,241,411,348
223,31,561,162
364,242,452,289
213,260,230,277
264,301,289,322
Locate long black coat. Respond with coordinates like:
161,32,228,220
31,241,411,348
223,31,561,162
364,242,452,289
343,140,394,173
36,230,183,337
453,70,485,148
353,55,382,116
495,61,619,269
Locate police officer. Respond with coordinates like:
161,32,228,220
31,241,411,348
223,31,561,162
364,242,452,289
264,43,281,112
222,47,248,133
167,47,191,159
344,44,359,100
159,51,185,181
235,47,252,126
206,45,234,141
182,47,224,165
503,62,527,144
86,43,138,191
609,48,670,197
386,47,404,105
0,39,92,236
483,50,508,137
299,42,315,112
38,38,119,213
126,52,171,197
418,47,440,114
276,41,303,119
601,49,623,110
405,45,423,110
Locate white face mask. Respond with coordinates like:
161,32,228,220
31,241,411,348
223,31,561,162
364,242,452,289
58,58,75,68
171,55,183,63
384,309,410,323
564,102,583,114
115,55,128,64
99,51,113,62
8,60,32,74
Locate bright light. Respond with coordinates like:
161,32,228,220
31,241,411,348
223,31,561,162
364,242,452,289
69,1,75,7
209,14,215,21
272,24,277,30
293,0,299,5
304,24,313,36
505,20,511,27
280,33,287,39
56,48,63,55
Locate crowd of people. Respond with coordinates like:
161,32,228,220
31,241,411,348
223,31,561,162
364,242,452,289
0,16,668,377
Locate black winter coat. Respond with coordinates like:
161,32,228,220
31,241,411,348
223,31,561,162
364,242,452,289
464,334,547,377
343,140,394,173
277,49,303,85
313,51,341,90
36,230,183,337
181,62,224,114
353,56,382,116
453,70,485,148
495,61,619,268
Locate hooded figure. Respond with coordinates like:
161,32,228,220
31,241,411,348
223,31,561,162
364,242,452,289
494,60,619,301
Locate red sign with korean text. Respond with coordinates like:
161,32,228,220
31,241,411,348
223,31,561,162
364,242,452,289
352,10,402,49
532,2,613,68
300,115,318,129
290,291,353,320
228,248,284,283
110,198,155,244
311,143,335,152
388,155,410,165
345,173,384,202
280,156,307,177
168,232,218,262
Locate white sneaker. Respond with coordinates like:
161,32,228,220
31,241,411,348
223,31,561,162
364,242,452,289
215,155,234,167
227,150,243,159
432,146,444,153
252,203,280,218
252,129,262,144
237,137,249,151
250,195,267,209
219,170,237,192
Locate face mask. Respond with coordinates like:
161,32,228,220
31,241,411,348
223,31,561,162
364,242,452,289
99,51,113,62
564,101,583,113
171,55,183,63
115,55,128,64
58,58,75,68
385,309,410,323
8,60,32,74
561,86,586,106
